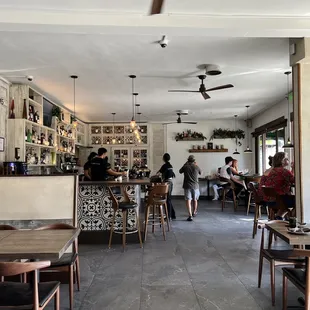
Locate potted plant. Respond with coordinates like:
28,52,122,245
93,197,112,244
210,128,245,143
52,105,62,120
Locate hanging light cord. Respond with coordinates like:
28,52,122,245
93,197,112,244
73,78,76,120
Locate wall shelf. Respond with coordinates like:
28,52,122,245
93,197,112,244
189,149,228,153
25,142,55,149
176,138,204,141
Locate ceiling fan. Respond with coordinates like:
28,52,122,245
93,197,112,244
166,113,197,125
168,75,234,100
150,0,164,15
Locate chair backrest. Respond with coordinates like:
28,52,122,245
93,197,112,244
0,224,17,230
108,186,119,212
246,176,261,184
147,183,169,205
0,261,50,277
248,182,261,204
261,186,277,199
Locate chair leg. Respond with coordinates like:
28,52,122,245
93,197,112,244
135,209,143,248
258,253,263,288
144,205,150,242
122,210,127,251
164,202,170,232
69,265,74,310
268,231,273,249
108,210,116,249
75,257,80,291
152,204,155,233
247,192,252,215
282,274,287,310
222,188,226,212
55,286,60,310
159,205,166,241
232,190,237,211
270,260,276,306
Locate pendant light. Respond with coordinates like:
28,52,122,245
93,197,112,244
129,75,136,128
233,115,240,155
283,71,294,149
137,111,142,143
111,113,116,144
70,75,78,128
133,93,141,142
244,105,252,153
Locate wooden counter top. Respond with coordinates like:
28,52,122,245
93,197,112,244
79,178,151,186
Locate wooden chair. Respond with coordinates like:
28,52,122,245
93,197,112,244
261,186,278,220
220,178,237,211
247,182,269,239
0,224,17,230
144,183,169,242
283,250,310,310
0,261,60,310
258,221,305,306
108,186,143,251
246,177,261,215
35,223,80,310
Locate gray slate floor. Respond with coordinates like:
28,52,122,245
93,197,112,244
51,199,302,310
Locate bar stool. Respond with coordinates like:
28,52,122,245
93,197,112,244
144,183,169,242
220,178,237,211
108,186,143,251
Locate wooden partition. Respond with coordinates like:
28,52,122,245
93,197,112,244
0,175,78,228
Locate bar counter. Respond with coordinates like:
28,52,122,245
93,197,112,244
78,178,150,243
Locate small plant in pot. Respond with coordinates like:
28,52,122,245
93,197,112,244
210,128,245,145
52,105,62,121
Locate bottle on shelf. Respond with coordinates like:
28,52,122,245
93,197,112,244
34,111,40,124
28,105,34,122
22,99,27,119
9,98,15,119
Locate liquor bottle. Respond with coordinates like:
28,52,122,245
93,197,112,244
25,129,27,141
34,111,40,123
9,98,15,119
28,105,34,122
27,130,32,143
22,99,27,119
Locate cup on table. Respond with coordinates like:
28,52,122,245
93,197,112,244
289,217,297,228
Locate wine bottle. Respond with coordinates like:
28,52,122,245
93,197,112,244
22,99,27,119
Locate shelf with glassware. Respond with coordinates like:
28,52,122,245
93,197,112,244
9,84,43,125
110,147,149,170
75,119,87,146
89,123,148,146
7,119,57,166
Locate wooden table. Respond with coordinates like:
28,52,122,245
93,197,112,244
266,221,310,246
0,229,80,260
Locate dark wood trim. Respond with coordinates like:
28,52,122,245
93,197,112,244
252,116,287,137
255,136,259,173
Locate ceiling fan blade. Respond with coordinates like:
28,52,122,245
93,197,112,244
205,84,234,92
164,122,177,125
201,92,211,100
150,0,164,15
168,90,200,93
182,122,197,124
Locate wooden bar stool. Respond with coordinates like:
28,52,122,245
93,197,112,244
144,183,169,242
220,179,237,211
108,186,143,251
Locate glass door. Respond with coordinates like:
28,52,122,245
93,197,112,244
112,147,130,170
132,148,148,168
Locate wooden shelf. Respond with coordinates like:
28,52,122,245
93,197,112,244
25,142,55,149
25,120,55,132
57,134,75,140
28,98,42,108
28,164,56,167
176,138,204,141
189,149,228,153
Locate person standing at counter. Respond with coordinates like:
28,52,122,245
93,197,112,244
179,155,202,222
91,148,126,181
157,153,176,220
84,152,97,181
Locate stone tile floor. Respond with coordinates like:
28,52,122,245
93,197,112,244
50,199,302,310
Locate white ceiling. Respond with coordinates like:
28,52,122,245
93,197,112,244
0,0,305,122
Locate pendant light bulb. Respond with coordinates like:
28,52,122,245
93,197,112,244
244,106,253,153
130,119,136,128
283,71,294,149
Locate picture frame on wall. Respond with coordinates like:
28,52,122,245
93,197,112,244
0,137,4,152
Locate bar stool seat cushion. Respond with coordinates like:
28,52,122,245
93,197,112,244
0,281,60,308
153,198,166,204
283,268,306,289
50,253,78,267
119,201,137,210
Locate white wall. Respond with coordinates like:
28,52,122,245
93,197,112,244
165,120,252,195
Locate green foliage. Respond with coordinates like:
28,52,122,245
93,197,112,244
175,129,206,141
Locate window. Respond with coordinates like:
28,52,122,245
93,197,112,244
257,128,285,174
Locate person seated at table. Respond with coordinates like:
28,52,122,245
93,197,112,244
212,167,223,200
263,152,295,220
83,152,97,181
231,159,239,175
220,156,246,195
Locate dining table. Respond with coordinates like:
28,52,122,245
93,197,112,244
265,221,310,247
0,228,80,260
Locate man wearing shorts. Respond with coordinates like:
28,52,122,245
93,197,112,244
179,155,202,221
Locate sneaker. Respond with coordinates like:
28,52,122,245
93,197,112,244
187,216,193,221
212,197,219,201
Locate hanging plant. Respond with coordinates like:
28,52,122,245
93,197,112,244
175,129,206,141
210,128,245,145
52,105,62,120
